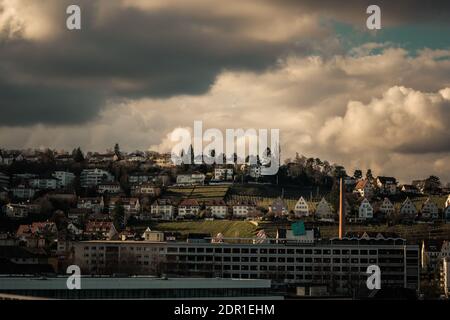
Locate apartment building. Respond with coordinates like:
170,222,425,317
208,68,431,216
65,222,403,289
80,169,114,188
0,172,9,188
151,199,175,220
213,168,233,181
74,235,420,294
29,177,58,190
52,171,76,188
77,197,105,214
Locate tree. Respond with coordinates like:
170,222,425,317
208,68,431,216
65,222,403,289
189,144,195,165
366,169,373,181
114,143,122,161
333,165,347,179
42,148,55,163
113,203,125,232
353,169,362,180
424,176,441,194
72,147,84,162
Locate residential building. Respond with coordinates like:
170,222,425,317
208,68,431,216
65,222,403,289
16,222,58,247
232,201,257,218
77,197,105,214
213,168,233,181
176,174,205,186
0,172,9,188
376,176,398,195
294,196,310,217
4,203,29,219
84,221,118,240
177,199,200,217
126,152,147,162
97,182,122,194
400,197,417,219
0,187,8,201
80,169,114,188
52,171,75,188
11,185,36,199
420,198,439,220
378,198,395,217
358,198,374,220
412,180,426,194
88,153,119,163
0,152,23,165
131,183,161,197
401,184,420,195
354,179,374,199
55,154,74,164
68,208,91,223
314,198,334,221
151,199,175,220
109,197,141,219
154,154,174,168
128,173,154,185
269,198,288,217
29,177,58,190
142,228,165,242
205,200,228,218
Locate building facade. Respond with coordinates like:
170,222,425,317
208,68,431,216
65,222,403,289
74,236,420,294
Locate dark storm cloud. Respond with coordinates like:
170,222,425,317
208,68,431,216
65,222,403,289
1,0,450,126
0,74,106,126
0,0,304,125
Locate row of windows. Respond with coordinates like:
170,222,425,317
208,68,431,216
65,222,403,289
170,247,380,255
176,255,378,264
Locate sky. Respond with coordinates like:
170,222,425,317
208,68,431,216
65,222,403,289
0,0,450,183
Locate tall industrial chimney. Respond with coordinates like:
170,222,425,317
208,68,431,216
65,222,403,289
339,177,345,239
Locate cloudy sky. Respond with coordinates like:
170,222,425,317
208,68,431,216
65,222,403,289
0,0,450,183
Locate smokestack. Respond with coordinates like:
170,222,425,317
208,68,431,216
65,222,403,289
339,177,345,240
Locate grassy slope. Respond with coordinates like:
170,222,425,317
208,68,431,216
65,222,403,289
154,220,258,238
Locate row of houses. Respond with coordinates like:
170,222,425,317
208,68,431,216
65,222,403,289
293,195,450,222
353,176,447,199
0,171,76,197
0,149,175,166
5,192,450,224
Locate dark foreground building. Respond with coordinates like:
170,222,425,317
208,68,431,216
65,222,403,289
72,232,420,297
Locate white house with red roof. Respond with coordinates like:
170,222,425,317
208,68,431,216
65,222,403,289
205,200,228,218
354,179,374,199
177,199,200,217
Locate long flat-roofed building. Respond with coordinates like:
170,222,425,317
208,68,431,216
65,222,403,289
0,277,279,300
73,233,420,296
